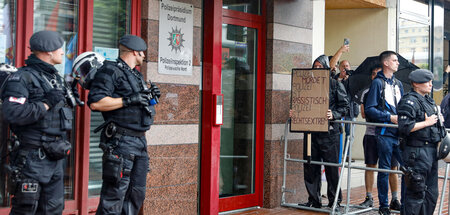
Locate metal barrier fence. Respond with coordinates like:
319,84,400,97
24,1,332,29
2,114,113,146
281,119,450,215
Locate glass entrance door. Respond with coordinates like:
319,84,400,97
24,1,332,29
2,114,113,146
218,14,264,211
219,24,257,198
201,1,264,213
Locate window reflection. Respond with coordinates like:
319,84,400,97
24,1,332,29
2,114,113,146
223,0,260,15
400,0,429,17
398,19,429,69
0,0,15,64
220,24,257,197
0,0,15,207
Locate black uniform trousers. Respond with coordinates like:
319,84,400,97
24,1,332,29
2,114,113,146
303,132,342,206
401,144,438,215
10,147,65,215
96,135,149,215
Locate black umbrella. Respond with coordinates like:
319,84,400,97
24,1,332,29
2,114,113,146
395,54,420,93
348,54,419,100
348,56,380,101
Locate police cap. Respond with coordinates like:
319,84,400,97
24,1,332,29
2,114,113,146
30,30,64,52
119,35,147,51
408,69,434,83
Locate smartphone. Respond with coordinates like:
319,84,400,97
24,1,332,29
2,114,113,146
344,38,350,45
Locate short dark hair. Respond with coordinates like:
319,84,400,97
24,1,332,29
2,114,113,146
119,44,132,56
379,51,397,64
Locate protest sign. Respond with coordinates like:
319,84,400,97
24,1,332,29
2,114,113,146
290,69,329,132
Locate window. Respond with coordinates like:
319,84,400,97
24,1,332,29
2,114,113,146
223,0,260,15
400,0,429,17
0,0,15,64
399,19,429,68
0,0,15,207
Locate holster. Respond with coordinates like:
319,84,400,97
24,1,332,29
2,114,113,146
12,178,40,212
404,170,426,193
102,152,124,184
399,137,405,150
6,149,29,194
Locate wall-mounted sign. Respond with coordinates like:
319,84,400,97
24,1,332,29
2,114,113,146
94,47,119,61
158,0,193,75
290,69,329,132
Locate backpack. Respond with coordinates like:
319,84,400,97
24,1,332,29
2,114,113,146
0,64,18,163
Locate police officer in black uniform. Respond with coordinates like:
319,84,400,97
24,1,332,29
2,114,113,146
397,69,444,215
88,35,160,215
1,31,73,214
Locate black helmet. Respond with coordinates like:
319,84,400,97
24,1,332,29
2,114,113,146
437,134,450,162
72,52,105,89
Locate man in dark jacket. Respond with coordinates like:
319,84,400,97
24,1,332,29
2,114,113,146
336,60,359,162
365,51,404,215
298,54,349,209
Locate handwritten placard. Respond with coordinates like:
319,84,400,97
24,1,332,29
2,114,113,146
291,69,329,132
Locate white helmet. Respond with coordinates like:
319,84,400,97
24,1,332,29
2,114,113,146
0,63,18,90
72,52,105,89
0,63,18,73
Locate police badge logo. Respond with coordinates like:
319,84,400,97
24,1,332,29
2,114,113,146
167,26,185,52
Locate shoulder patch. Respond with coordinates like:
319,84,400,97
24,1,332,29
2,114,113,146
7,74,21,82
8,96,26,104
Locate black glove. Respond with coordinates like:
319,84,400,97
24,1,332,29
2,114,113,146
72,84,80,99
150,84,161,99
122,93,150,107
43,89,65,109
71,83,84,106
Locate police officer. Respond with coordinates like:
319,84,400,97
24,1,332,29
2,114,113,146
1,30,73,214
398,69,444,215
88,35,160,214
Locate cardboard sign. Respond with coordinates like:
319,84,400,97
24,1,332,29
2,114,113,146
290,69,329,132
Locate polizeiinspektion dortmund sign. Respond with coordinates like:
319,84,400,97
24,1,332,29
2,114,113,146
158,0,194,75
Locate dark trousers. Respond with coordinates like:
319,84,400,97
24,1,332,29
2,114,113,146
401,145,438,215
376,135,403,208
96,135,149,215
303,132,342,205
10,148,65,215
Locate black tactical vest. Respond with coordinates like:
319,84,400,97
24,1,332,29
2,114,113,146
100,61,153,132
406,92,441,143
13,68,72,140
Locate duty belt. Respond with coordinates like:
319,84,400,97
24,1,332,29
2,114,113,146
19,133,63,146
406,139,437,147
115,126,145,137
